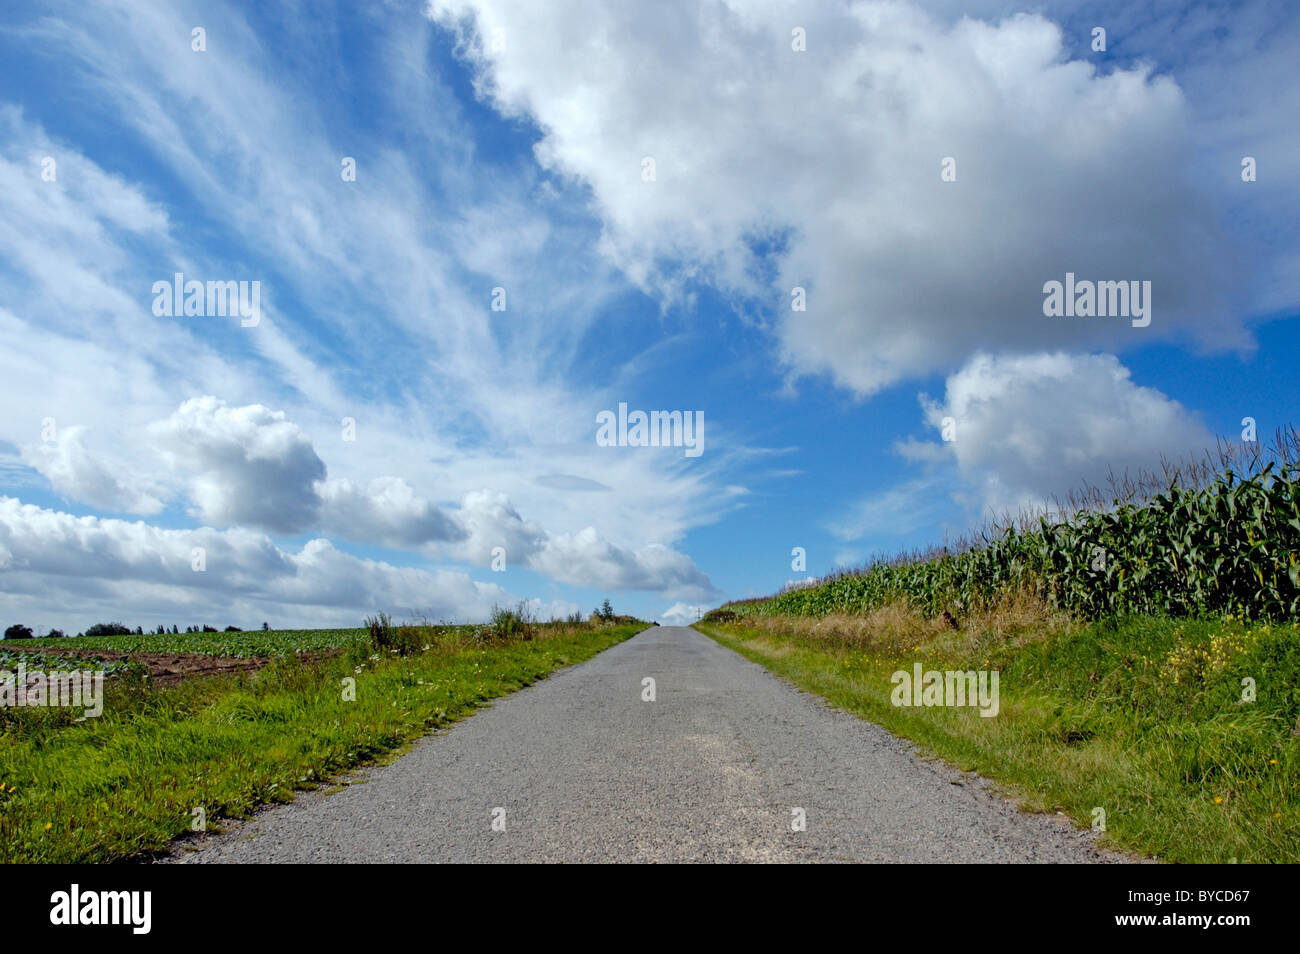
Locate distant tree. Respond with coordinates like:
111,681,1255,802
185,626,194,633
156,625,166,634
46,628,67,639
202,625,218,633
4,624,33,640
84,622,132,637
171,625,179,634
600,598,614,620
262,621,269,631
135,626,143,635
224,625,242,632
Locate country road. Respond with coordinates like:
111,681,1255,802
170,626,1127,863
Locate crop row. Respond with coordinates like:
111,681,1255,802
23,628,372,658
731,459,1300,622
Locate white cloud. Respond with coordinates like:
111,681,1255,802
317,476,465,549
9,391,720,600
0,497,514,632
428,0,1258,396
532,530,717,599
659,602,705,626
24,425,164,515
150,397,326,533
916,351,1214,515
453,490,718,598
452,489,548,565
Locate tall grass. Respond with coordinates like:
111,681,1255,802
724,430,1300,623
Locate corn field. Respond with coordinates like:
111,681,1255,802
728,432,1300,623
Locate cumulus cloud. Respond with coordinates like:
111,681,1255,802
0,494,705,632
316,476,466,548
453,490,717,598
915,351,1214,515
13,394,719,600
146,398,467,548
532,531,717,599
150,397,325,533
659,602,706,626
0,496,515,631
452,489,548,564
23,425,164,515
428,0,1250,396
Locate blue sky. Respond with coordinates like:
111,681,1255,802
0,0,1296,632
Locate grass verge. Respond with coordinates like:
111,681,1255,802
697,604,1299,863
1,621,643,862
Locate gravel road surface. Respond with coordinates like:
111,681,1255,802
170,625,1128,863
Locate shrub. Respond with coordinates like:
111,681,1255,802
84,622,132,637
360,615,428,656
488,602,535,642
365,613,393,650
389,625,426,656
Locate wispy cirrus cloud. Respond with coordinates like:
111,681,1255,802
0,1,733,624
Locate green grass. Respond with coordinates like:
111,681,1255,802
24,627,374,657
0,621,642,862
697,613,1300,863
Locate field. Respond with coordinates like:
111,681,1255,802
1,618,646,863
25,627,372,658
698,440,1300,863
737,435,1300,624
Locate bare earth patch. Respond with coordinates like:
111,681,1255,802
32,647,341,687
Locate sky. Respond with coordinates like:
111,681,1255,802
0,0,1296,633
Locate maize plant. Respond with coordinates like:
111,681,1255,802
728,449,1300,624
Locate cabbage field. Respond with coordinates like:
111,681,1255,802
23,627,372,658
